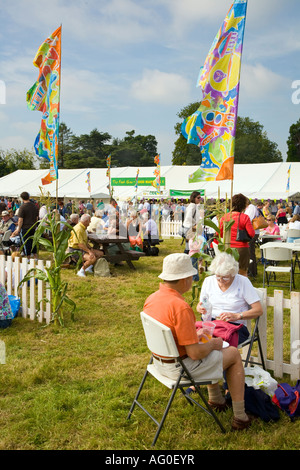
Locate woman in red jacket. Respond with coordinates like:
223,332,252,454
220,193,255,277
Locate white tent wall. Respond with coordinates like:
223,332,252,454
0,162,299,201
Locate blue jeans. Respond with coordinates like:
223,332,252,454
191,257,199,282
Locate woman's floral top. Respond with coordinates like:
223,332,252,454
0,283,13,320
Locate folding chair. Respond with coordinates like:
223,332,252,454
262,246,295,292
286,228,300,241
127,312,225,446
0,230,12,255
238,288,266,370
293,239,300,274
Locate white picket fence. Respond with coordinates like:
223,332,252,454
160,220,182,238
244,288,300,381
0,255,52,324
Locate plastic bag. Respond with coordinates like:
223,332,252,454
8,295,21,318
244,365,278,397
93,258,111,277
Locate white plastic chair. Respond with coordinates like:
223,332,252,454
262,246,294,291
127,311,225,446
0,229,12,254
238,288,266,369
287,229,300,240
292,238,300,274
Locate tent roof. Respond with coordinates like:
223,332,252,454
0,162,299,200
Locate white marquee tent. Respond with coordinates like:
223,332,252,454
0,162,299,201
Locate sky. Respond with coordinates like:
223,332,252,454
0,0,300,167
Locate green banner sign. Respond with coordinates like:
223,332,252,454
111,177,165,187
169,189,205,197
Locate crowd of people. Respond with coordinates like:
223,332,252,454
1,192,299,277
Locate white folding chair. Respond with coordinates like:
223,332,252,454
262,246,294,291
127,312,225,446
238,288,266,369
292,239,300,274
286,229,300,240
0,229,12,254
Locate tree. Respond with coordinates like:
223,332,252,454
63,129,112,168
287,118,300,162
234,117,282,164
172,102,201,165
58,122,74,169
109,130,158,167
0,150,8,177
1,148,36,175
172,103,282,165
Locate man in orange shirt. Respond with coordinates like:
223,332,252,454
143,253,251,431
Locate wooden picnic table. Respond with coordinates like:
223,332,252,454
87,233,145,270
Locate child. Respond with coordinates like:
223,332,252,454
187,227,206,282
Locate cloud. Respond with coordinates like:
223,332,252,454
240,63,290,99
131,69,192,105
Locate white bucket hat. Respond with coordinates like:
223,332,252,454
158,253,197,281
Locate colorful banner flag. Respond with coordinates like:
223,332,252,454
27,26,61,185
86,171,91,193
181,1,247,182
135,169,140,189
151,154,161,192
286,164,291,192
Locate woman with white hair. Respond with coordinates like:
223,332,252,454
197,252,263,344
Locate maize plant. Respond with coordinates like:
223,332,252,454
19,212,79,326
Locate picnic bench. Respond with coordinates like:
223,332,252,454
88,233,145,270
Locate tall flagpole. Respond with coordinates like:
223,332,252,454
56,23,62,213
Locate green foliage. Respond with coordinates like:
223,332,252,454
63,128,112,169
190,200,239,306
235,117,282,164
107,130,158,167
172,102,201,165
18,213,77,326
38,124,159,171
0,148,37,177
287,118,300,162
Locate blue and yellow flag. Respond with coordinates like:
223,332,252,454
27,26,61,185
151,154,161,192
182,1,247,182
86,171,91,193
286,164,291,193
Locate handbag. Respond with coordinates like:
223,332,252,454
178,208,197,239
252,214,268,230
236,213,252,242
8,295,21,318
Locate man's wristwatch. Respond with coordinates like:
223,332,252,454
240,313,243,320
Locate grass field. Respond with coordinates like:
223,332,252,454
0,237,299,450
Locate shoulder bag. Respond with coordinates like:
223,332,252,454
252,214,268,230
236,213,252,242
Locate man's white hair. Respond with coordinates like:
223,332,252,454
209,251,239,277
81,213,91,224
70,213,79,222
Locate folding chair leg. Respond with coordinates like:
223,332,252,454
257,334,266,370
127,368,149,420
151,384,179,447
